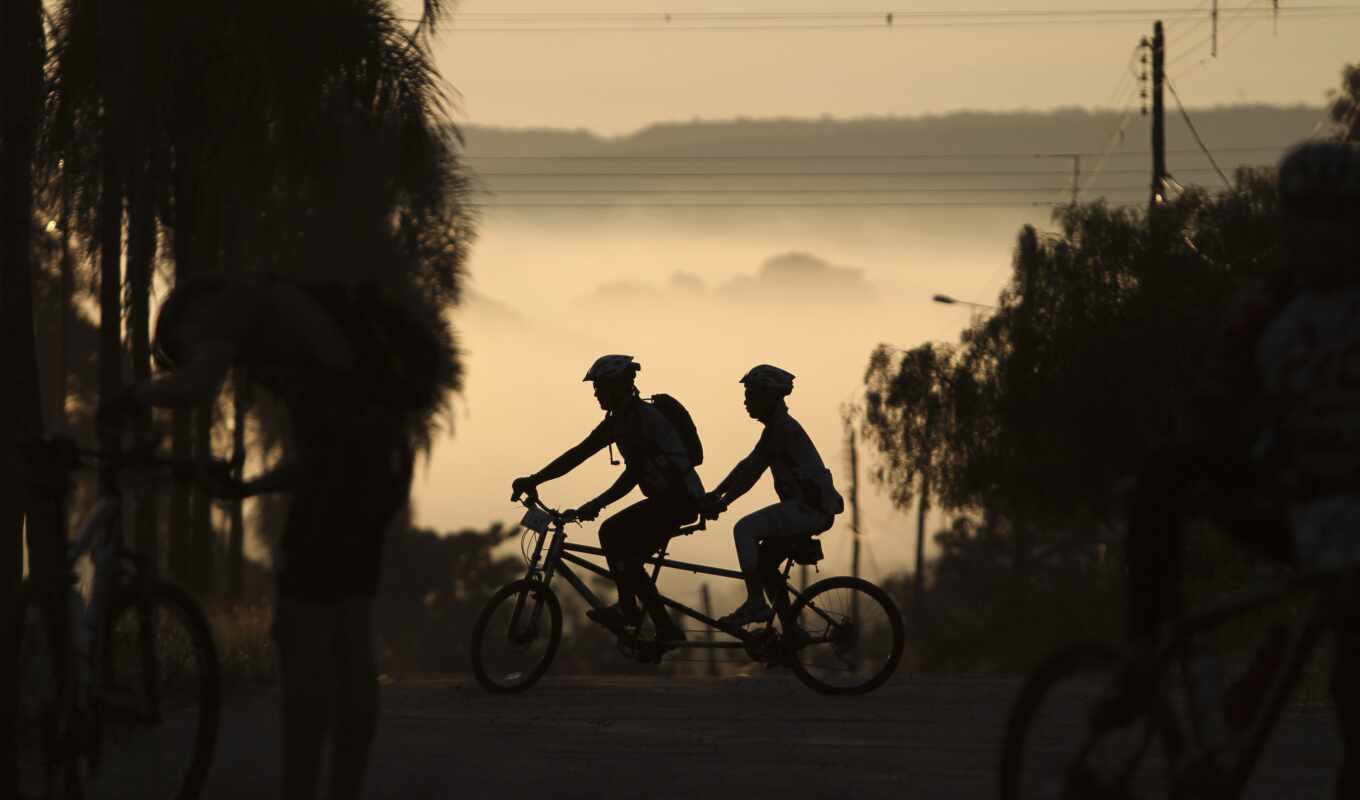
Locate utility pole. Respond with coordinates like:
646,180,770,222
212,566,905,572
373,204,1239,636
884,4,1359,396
1150,20,1167,212
1070,154,1081,205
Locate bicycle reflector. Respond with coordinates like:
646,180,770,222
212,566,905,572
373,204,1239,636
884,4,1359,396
520,507,552,535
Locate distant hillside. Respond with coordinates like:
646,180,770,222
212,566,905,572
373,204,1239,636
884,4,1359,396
453,106,1327,217
460,105,1324,162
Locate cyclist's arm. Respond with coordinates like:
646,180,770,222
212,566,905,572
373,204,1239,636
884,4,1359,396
529,423,611,485
134,340,237,408
590,469,638,509
711,444,770,505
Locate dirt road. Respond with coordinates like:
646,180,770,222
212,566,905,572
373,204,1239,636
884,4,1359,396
91,673,1341,799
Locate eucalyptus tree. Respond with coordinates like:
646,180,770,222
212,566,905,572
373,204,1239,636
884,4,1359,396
861,341,963,629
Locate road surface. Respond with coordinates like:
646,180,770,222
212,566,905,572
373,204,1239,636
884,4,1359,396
89,673,1341,799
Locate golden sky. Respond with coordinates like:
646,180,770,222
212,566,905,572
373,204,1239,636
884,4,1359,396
413,0,1360,134
388,0,1357,598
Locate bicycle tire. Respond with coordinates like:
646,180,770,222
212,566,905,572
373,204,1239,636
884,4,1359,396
10,580,75,800
999,642,1179,800
788,576,905,695
470,579,562,694
95,579,220,800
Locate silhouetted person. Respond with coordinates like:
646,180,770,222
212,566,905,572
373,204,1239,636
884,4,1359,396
100,273,438,800
511,355,703,644
701,365,843,629
1124,140,1360,797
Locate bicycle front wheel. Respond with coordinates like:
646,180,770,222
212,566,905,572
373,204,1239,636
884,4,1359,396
788,576,905,695
470,579,562,694
999,642,1179,800
92,580,220,800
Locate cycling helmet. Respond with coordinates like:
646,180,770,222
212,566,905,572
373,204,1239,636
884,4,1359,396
584,354,641,382
740,364,795,395
1278,140,1360,219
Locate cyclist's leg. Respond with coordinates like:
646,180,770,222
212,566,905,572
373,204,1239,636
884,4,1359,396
325,432,410,800
1328,576,1360,799
604,495,694,635
272,593,337,800
732,503,831,616
757,538,797,631
330,594,379,800
598,503,648,621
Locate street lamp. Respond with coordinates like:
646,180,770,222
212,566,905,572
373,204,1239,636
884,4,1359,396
932,294,997,311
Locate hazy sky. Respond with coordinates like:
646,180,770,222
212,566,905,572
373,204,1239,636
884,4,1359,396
406,0,1360,135
377,0,1357,602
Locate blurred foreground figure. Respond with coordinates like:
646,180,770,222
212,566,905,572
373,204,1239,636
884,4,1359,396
1124,140,1360,797
511,355,705,644
102,273,454,800
701,364,844,630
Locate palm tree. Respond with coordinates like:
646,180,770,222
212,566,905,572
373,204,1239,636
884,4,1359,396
46,0,473,597
2,0,50,786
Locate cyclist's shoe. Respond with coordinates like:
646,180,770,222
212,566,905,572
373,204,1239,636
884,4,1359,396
587,603,638,631
719,600,775,629
765,627,813,668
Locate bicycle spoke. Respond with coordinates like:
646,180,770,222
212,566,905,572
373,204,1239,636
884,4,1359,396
789,578,904,695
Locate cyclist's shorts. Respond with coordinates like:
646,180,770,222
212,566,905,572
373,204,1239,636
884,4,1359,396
277,421,414,602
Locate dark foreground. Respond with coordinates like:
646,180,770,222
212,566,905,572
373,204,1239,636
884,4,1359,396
90,673,1340,799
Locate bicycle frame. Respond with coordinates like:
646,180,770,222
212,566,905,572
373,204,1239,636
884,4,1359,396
1137,572,1336,797
512,497,827,652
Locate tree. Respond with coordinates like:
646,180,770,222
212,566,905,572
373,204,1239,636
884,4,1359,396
44,0,474,596
1327,62,1360,142
861,341,962,629
859,172,1284,579
2,0,49,787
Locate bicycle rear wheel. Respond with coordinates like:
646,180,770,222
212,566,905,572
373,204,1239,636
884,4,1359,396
999,642,1179,800
470,579,562,693
788,576,905,695
91,580,220,800
10,581,75,800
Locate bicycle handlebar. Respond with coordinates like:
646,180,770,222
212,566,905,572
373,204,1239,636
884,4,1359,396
512,488,706,534
21,433,232,483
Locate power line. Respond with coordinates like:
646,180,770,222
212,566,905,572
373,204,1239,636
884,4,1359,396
1168,0,1268,69
473,201,1082,208
1165,76,1234,189
460,144,1289,161
1082,87,1143,193
477,186,1149,194
1166,0,1213,43
399,5,1358,32
472,167,1235,178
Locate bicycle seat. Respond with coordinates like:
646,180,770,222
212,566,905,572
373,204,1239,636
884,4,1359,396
788,537,824,566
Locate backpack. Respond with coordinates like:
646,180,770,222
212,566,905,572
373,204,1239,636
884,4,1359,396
649,394,704,467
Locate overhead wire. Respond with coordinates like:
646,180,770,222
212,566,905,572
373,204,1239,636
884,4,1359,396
396,4,1357,32
1168,0,1267,71
460,144,1289,161
1165,76,1235,190
1166,0,1213,43
478,186,1149,194
1080,84,1144,194
472,167,1233,178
